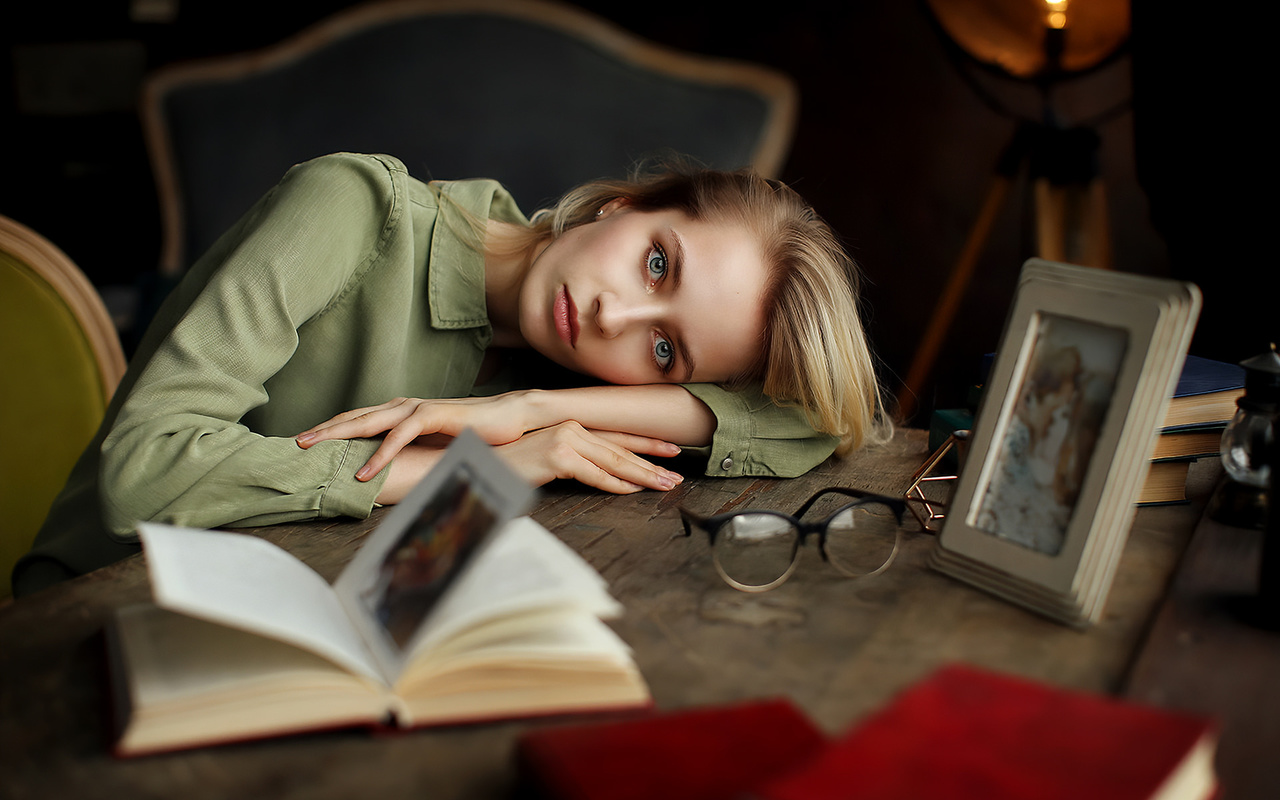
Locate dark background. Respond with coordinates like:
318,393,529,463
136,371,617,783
2,0,1273,425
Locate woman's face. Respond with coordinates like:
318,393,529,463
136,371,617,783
517,202,769,385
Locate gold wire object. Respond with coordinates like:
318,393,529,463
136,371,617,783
905,430,970,533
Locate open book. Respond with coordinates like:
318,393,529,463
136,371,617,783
107,432,650,756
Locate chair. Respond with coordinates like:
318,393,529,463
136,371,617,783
0,216,126,600
140,0,799,277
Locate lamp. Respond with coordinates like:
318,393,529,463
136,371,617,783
900,0,1130,421
1209,344,1280,530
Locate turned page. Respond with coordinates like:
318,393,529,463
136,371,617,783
140,523,384,683
405,516,622,661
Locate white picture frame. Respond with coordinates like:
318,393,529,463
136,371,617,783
931,259,1201,626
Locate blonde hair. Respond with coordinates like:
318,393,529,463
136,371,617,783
476,161,893,454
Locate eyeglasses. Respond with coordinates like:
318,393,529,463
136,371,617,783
678,487,907,593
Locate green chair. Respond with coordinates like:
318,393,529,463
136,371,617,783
0,215,126,600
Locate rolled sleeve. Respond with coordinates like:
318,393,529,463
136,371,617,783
680,383,839,478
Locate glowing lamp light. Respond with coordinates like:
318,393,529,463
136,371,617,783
1045,0,1069,30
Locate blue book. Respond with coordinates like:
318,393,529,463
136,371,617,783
1162,355,1245,429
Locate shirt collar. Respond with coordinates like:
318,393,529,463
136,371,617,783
426,179,528,331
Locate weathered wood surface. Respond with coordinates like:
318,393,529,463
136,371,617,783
0,429,1229,800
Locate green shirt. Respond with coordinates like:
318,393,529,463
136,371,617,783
14,153,836,596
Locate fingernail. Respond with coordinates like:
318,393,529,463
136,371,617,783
356,466,370,481
666,471,684,485
296,433,314,446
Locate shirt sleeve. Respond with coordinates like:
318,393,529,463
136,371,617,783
678,383,840,478
98,154,400,541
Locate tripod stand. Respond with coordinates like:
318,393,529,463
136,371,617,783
897,117,1111,421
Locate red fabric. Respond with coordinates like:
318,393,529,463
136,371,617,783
761,664,1218,800
516,698,825,800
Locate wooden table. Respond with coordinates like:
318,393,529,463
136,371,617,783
2,428,1276,799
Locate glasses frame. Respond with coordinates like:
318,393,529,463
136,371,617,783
679,487,907,593
904,430,969,533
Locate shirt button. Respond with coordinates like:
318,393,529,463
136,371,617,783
720,455,734,472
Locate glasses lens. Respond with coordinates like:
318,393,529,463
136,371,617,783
712,513,798,590
823,502,901,578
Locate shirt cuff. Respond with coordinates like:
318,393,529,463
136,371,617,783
320,438,389,518
679,383,841,478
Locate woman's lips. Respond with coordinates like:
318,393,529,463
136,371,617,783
555,286,579,348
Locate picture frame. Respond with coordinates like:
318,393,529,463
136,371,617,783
930,259,1201,627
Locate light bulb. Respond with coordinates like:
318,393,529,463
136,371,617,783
1045,0,1069,29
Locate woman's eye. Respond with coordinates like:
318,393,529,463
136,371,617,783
653,335,674,370
646,244,667,282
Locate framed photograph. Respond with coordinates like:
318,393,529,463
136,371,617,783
335,429,535,676
931,259,1200,626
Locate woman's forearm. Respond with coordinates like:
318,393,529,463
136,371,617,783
524,384,716,446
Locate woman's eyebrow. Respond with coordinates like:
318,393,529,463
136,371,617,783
668,228,686,292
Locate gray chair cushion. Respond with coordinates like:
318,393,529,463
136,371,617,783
152,9,787,270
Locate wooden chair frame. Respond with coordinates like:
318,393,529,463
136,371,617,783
0,216,126,400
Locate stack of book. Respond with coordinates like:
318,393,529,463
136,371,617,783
1140,355,1245,505
930,354,1245,507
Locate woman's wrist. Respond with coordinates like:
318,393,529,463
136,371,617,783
512,388,555,433
516,384,715,446
375,443,445,504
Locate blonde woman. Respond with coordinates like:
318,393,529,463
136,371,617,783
15,152,890,596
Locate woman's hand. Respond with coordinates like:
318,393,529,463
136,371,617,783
495,422,684,495
297,384,715,485
374,422,684,503
296,393,542,480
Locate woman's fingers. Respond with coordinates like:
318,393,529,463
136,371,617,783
296,398,424,446
297,394,534,451
354,422,445,481
497,423,683,494
302,405,685,494
593,430,685,459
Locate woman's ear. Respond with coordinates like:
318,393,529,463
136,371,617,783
597,198,629,219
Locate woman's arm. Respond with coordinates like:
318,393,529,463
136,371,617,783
297,380,842,485
297,383,715,483
374,423,686,504
96,155,404,538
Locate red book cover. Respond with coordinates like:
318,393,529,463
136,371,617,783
516,698,826,800
760,664,1218,800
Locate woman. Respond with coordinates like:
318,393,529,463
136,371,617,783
13,152,890,596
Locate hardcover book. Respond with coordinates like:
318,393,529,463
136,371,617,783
1150,424,1226,461
1162,354,1244,429
1137,458,1195,506
759,664,1218,800
517,699,826,800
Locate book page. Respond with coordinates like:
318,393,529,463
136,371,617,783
139,524,383,683
112,605,391,755
405,516,622,660
335,430,535,680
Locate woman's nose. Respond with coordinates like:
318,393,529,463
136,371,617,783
595,291,658,339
